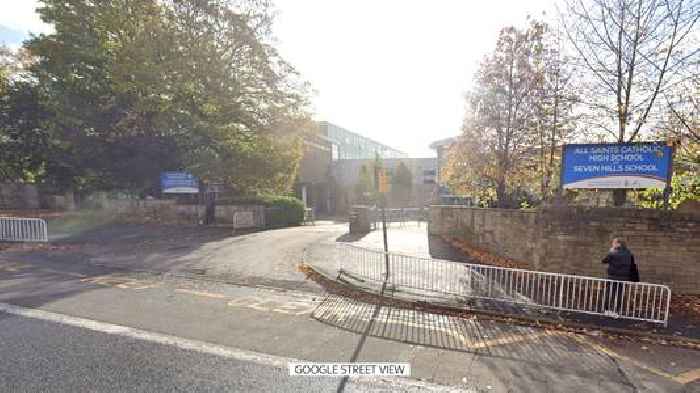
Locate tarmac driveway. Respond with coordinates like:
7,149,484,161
2,221,348,292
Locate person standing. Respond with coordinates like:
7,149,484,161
601,238,639,314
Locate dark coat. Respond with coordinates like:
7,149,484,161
602,247,639,282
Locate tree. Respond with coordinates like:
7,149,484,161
560,0,700,204
530,25,578,200
636,123,699,208
0,46,9,95
0,45,49,183
390,161,413,207
637,140,699,208
447,22,546,207
354,164,375,204
442,134,498,206
663,68,699,142
24,0,310,195
0,45,33,80
0,81,51,182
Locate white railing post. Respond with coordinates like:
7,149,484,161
0,217,48,243
317,242,671,326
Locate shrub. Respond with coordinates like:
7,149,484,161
262,195,304,227
215,194,304,227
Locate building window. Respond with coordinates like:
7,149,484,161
424,178,436,184
423,169,436,176
331,144,339,161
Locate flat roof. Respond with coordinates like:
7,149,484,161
429,137,457,150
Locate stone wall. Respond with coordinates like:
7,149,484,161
100,199,264,225
429,205,700,294
0,183,40,209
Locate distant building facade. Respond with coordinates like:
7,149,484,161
320,121,406,160
297,125,333,214
331,158,438,213
296,121,413,216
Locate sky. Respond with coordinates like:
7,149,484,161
1,0,557,157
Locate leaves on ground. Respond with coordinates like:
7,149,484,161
0,210,67,220
447,237,529,269
670,295,700,322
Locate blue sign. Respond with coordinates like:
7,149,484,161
561,142,672,189
160,171,199,193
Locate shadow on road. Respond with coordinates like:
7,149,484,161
312,294,628,390
334,232,369,243
2,220,335,290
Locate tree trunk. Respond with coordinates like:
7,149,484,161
496,181,508,208
612,189,627,206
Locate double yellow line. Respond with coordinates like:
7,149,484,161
572,334,700,385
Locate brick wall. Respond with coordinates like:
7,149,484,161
429,205,700,294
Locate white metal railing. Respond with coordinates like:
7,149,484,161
369,208,428,227
307,242,671,325
0,217,49,242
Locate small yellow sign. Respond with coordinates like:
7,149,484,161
378,170,390,193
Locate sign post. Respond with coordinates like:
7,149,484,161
374,166,390,290
161,171,200,224
662,138,679,210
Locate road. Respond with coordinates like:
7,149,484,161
0,220,698,392
1,309,328,393
0,305,445,393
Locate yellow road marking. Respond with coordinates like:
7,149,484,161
674,368,700,384
80,275,157,290
315,303,563,350
465,330,562,349
81,276,123,286
247,300,282,312
36,268,87,278
582,336,700,385
56,271,87,278
0,262,31,272
0,261,89,278
316,306,473,343
175,289,228,299
228,296,319,316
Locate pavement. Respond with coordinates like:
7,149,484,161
0,305,448,393
0,217,698,392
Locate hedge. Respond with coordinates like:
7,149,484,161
262,195,305,227
219,194,304,227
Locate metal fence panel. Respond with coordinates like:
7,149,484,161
310,242,671,325
368,208,428,228
0,217,48,242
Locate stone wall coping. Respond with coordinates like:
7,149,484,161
429,205,538,214
429,205,700,220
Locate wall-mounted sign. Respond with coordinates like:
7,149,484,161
206,183,225,193
160,171,199,193
561,142,673,189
